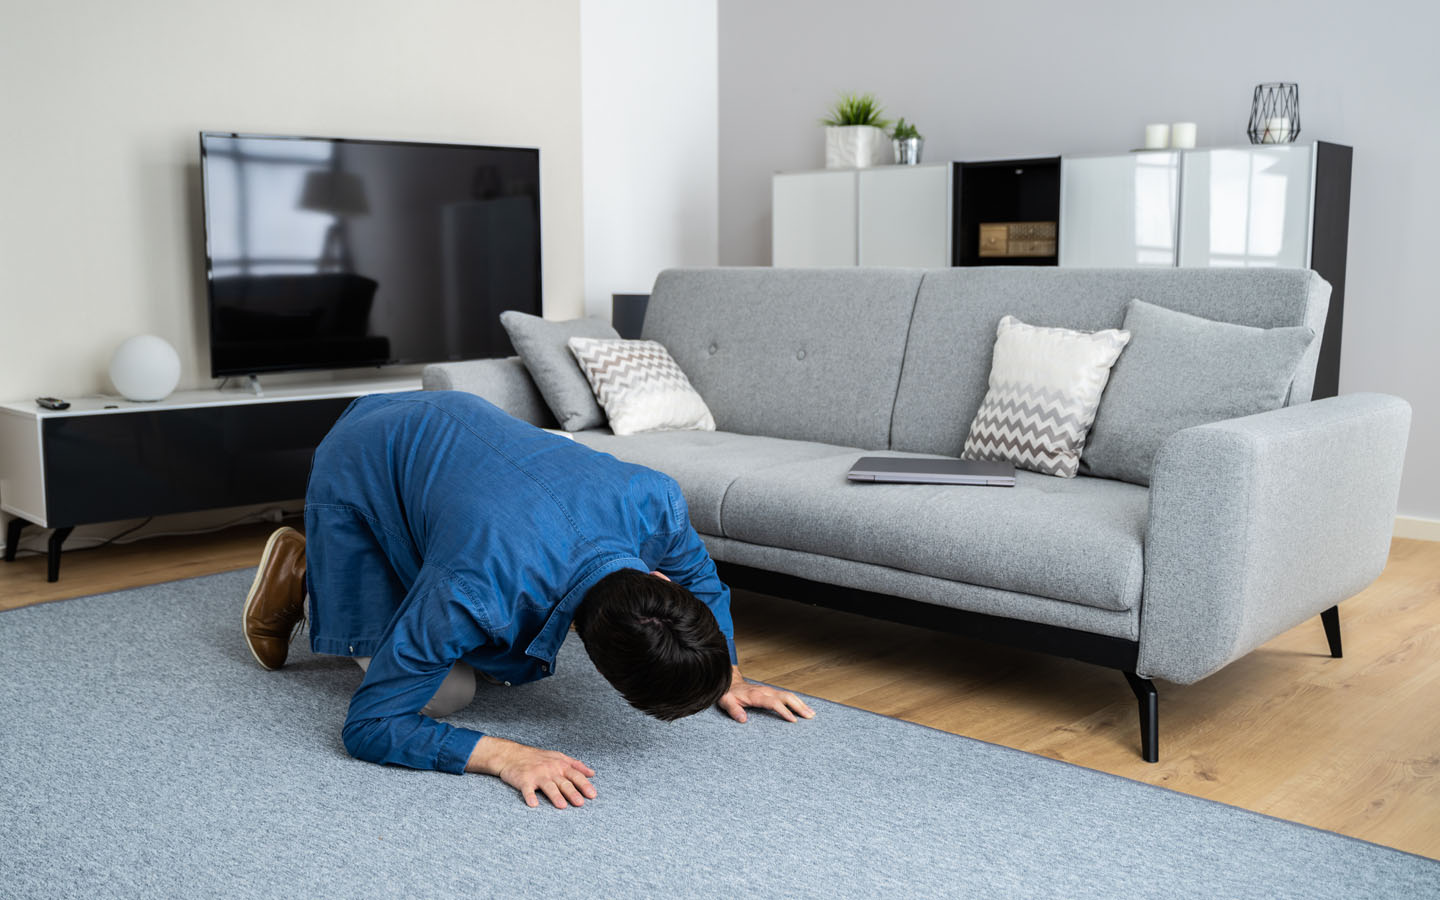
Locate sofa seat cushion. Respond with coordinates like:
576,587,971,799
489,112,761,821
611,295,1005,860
570,430,858,536
720,451,1149,612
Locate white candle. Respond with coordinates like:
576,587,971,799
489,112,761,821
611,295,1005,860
1261,116,1291,143
1144,123,1170,150
1170,122,1197,149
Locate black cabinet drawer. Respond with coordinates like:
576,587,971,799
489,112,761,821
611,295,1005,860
41,398,354,524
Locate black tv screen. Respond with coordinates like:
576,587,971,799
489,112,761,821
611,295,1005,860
200,133,541,377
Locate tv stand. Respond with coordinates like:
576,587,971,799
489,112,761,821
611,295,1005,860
247,374,265,397
0,375,416,581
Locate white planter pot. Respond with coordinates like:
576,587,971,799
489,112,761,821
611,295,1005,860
825,125,890,169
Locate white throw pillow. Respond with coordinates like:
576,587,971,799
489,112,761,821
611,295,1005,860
962,315,1131,478
567,337,716,436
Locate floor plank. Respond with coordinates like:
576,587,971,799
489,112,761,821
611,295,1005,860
0,522,277,612
3,527,1437,857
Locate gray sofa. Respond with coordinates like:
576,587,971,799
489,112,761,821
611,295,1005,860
423,267,1411,761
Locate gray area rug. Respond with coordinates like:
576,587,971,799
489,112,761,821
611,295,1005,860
2,570,1436,899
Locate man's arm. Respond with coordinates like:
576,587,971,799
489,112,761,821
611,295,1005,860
717,665,815,724
654,486,813,724
341,569,598,807
654,522,738,665
464,736,596,809
340,569,489,773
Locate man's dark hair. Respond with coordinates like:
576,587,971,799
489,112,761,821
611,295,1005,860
574,569,731,721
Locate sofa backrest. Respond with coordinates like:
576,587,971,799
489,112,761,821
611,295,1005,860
889,267,1331,456
644,267,923,449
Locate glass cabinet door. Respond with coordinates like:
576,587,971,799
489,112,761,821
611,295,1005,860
1058,152,1180,267
1177,145,1313,268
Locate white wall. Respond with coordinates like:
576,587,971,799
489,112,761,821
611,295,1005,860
580,0,717,319
0,0,585,401
718,0,1440,520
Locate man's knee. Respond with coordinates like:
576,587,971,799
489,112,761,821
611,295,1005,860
420,662,476,717
352,657,477,717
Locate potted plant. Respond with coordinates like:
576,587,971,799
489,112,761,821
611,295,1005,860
821,93,892,169
891,118,924,165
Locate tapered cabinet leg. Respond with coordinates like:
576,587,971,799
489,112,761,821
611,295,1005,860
4,517,28,562
1123,671,1159,763
47,526,74,583
1320,605,1342,658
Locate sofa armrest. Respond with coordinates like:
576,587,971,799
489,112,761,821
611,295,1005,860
421,357,558,428
1139,393,1411,684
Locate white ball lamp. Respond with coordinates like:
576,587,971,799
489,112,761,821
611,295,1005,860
109,335,181,402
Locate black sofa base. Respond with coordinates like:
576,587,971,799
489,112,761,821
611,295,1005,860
716,561,1346,763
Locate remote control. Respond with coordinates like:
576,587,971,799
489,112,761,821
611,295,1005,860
35,397,70,410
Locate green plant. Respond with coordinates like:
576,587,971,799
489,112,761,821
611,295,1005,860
891,117,923,141
820,92,890,129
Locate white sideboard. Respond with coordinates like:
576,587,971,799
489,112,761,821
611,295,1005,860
772,169,859,266
1176,145,1316,268
772,143,1350,398
0,375,417,581
773,164,952,268
1059,143,1325,270
1057,151,1181,268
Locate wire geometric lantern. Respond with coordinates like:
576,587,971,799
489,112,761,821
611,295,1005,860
1247,83,1301,144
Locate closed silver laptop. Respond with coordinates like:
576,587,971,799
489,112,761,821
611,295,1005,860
847,456,1016,487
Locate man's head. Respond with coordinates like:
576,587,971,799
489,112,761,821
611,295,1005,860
574,569,731,722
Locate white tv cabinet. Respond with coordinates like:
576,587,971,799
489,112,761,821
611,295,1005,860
0,376,417,582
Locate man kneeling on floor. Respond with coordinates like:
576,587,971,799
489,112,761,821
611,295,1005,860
242,390,813,809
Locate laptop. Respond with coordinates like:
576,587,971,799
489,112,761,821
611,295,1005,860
847,456,1016,487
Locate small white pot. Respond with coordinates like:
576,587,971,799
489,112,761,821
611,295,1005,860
825,125,891,169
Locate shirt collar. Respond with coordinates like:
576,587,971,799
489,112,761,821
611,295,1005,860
524,555,648,668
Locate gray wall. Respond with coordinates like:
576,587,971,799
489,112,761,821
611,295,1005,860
718,0,1440,520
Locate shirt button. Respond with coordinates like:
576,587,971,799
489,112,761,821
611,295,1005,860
541,663,550,673
796,349,807,360
348,645,354,654
503,681,511,687
708,343,718,355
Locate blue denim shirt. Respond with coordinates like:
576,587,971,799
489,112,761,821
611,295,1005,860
304,391,735,774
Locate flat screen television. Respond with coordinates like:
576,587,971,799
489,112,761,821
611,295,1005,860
200,132,541,377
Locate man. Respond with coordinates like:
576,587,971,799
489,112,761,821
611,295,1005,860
242,390,813,809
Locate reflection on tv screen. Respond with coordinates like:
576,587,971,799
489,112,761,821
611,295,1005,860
201,133,541,377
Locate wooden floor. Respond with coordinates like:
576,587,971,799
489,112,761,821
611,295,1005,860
4,527,1438,858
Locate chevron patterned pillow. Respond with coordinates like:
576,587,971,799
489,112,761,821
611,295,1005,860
567,337,716,436
962,316,1131,478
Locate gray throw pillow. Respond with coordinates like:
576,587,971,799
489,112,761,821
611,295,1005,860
1081,299,1315,486
500,311,620,431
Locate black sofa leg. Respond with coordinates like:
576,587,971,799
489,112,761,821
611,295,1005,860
1321,605,1343,658
4,517,27,562
47,526,74,583
1123,671,1159,763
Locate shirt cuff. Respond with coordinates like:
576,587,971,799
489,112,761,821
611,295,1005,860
725,634,738,666
436,726,486,775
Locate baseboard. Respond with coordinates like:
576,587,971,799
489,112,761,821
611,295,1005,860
1394,515,1440,542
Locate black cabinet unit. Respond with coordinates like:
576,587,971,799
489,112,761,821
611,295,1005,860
0,383,413,581
952,157,1062,267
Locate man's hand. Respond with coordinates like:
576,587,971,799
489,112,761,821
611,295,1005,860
718,666,815,723
466,735,597,809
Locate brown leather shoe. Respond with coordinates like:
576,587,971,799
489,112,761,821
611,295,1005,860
243,526,307,670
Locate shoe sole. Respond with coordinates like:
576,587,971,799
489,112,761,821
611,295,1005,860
243,526,302,671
